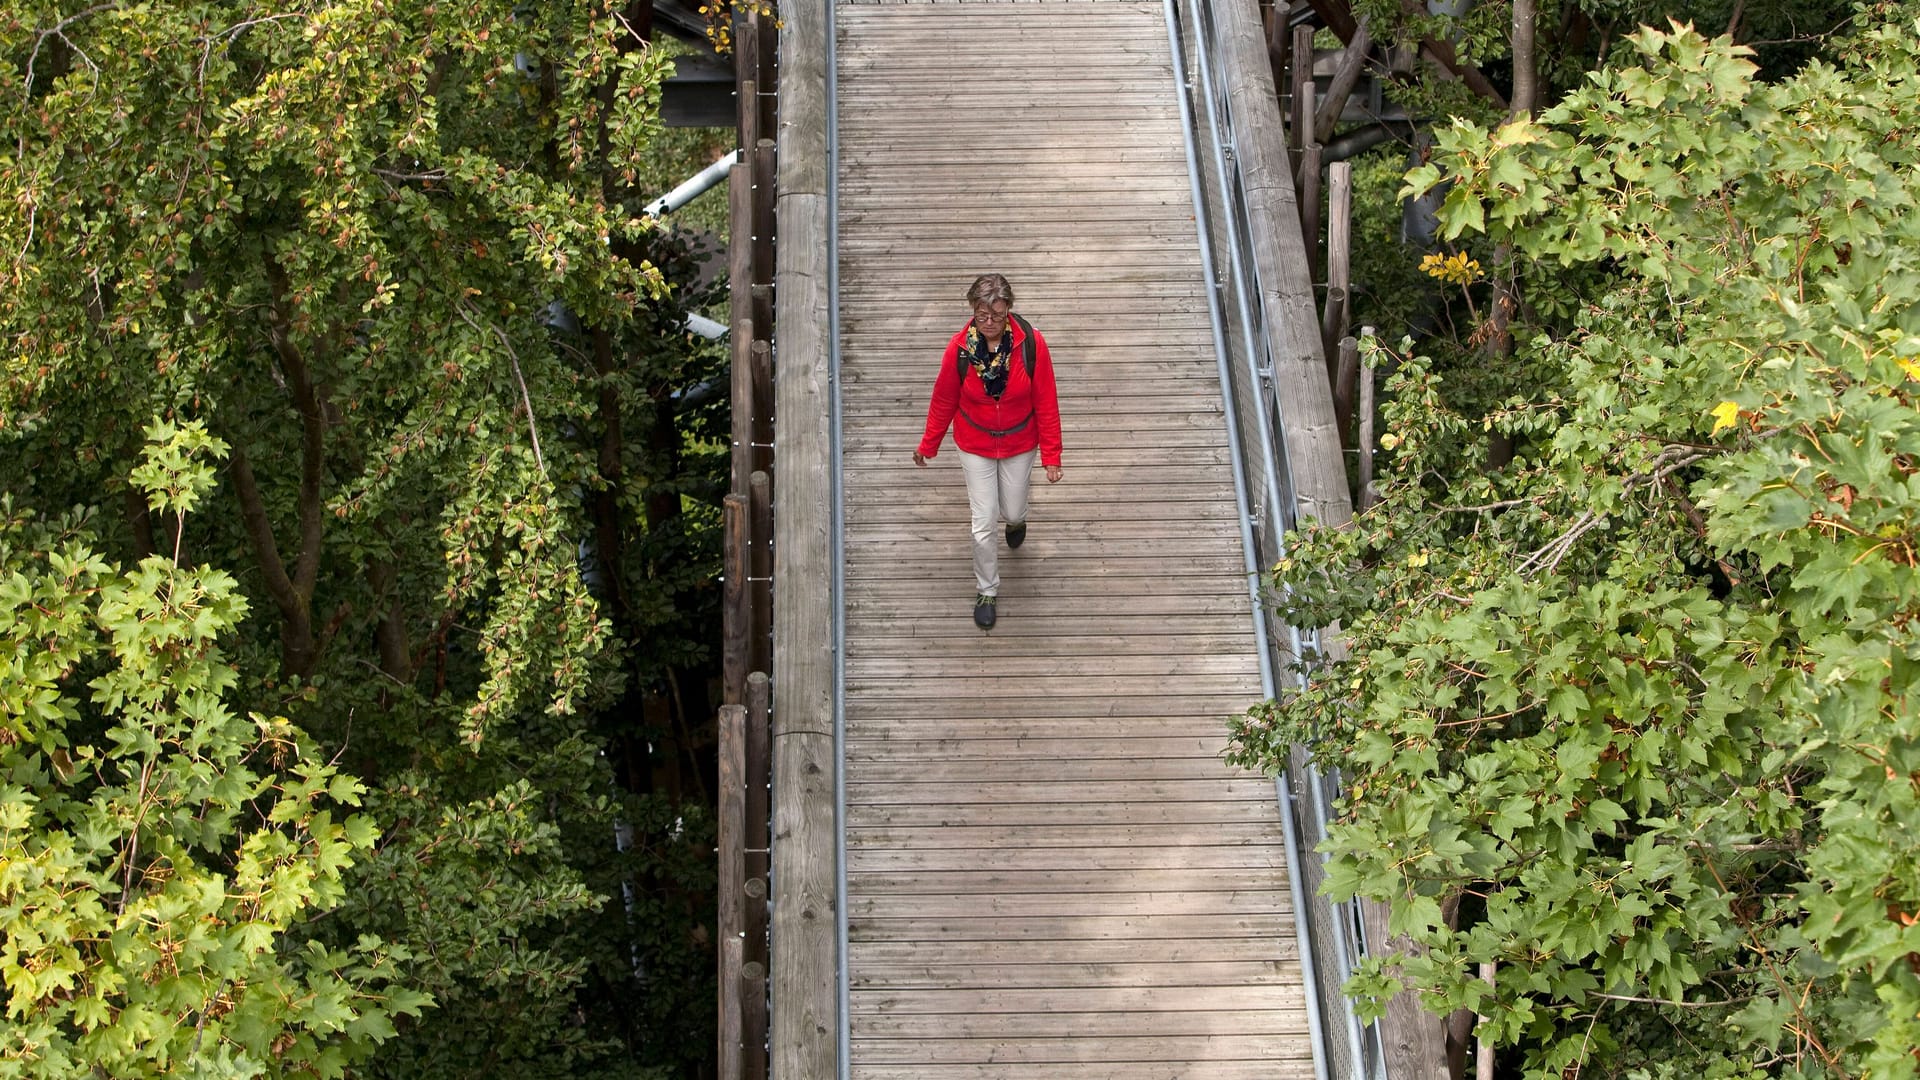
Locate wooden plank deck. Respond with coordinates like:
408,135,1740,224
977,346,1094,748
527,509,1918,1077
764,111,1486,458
835,2,1316,1077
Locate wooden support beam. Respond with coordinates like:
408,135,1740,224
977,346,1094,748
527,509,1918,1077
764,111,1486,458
1361,892,1447,1080
1214,0,1351,537
1302,0,1358,42
1308,0,1509,111
1314,21,1372,146
769,0,835,1074
750,6,776,138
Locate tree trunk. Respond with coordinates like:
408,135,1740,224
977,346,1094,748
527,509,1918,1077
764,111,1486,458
1484,0,1536,473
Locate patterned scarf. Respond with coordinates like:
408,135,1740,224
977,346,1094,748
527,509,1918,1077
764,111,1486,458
960,324,1013,400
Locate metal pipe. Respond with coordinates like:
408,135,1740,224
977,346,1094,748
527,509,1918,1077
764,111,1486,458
685,311,729,340
1166,16,1338,1080
644,149,743,218
826,1,852,1076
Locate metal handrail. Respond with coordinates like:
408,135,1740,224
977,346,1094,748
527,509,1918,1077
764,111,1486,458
1168,3,1384,1079
1161,8,1333,1080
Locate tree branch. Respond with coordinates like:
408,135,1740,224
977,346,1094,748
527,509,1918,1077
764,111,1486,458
1592,992,1754,1009
1510,0,1540,119
368,559,413,684
1440,495,1540,514
261,259,328,601
454,300,548,478
228,443,319,678
1392,0,1510,111
227,445,300,616
22,4,113,102
1312,0,1508,111
1517,447,1716,575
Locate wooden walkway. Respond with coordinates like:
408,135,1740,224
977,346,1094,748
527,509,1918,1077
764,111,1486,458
835,2,1316,1076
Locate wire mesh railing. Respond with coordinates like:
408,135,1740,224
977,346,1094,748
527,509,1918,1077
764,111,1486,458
1166,3,1386,1079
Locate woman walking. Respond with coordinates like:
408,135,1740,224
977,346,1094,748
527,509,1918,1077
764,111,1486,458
912,274,1064,629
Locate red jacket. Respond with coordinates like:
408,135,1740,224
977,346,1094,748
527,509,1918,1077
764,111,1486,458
916,317,1063,466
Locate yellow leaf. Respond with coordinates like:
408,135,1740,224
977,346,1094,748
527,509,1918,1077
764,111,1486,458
1897,356,1920,382
1406,550,1430,568
1709,400,1741,435
1490,118,1542,150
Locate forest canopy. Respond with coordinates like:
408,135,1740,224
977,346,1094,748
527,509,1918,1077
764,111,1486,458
2,0,730,1074
1233,3,1920,1076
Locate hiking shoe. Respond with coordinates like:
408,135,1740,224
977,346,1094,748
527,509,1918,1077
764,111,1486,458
1006,521,1027,549
973,594,997,629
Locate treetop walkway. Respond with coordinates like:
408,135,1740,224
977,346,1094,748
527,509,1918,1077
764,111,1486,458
716,1,1410,1077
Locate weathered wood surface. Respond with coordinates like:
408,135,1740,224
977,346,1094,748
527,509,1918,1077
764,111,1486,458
835,3,1313,1078
770,1,834,1078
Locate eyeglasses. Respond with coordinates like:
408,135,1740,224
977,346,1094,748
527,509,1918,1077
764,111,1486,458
972,307,1010,325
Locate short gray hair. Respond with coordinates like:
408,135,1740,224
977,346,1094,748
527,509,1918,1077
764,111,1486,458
966,273,1015,309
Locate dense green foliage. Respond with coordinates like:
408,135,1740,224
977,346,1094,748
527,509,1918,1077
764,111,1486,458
3,0,728,1074
2,424,428,1077
1349,0,1856,125
1234,8,1920,1077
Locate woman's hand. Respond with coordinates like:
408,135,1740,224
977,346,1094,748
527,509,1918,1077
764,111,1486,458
912,452,928,467
1045,465,1063,484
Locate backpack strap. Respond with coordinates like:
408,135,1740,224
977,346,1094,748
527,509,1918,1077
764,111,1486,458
955,315,1039,380
1010,312,1037,378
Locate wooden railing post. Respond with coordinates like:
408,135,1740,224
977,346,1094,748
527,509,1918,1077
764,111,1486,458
1319,286,1348,382
725,8,778,1079
729,158,755,495
750,140,778,332
749,342,774,475
1289,24,1315,156
1357,338,1376,510
723,495,749,707
747,470,773,678
1326,159,1353,355
1334,334,1360,445
1298,140,1323,279
743,671,772,1080
717,703,748,1080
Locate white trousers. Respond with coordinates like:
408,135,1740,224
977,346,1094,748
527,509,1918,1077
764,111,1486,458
958,448,1037,596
